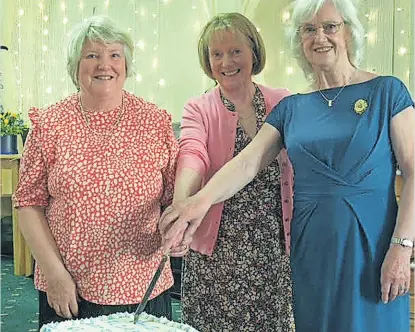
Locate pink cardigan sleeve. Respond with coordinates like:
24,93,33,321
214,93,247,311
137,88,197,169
176,100,211,178
13,107,50,207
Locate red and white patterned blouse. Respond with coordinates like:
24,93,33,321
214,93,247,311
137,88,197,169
13,91,178,305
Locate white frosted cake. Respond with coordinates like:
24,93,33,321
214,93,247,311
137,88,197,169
40,312,198,331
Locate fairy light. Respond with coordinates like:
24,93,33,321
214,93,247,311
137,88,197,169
135,74,142,82
286,67,294,75
398,46,407,56
282,11,290,23
104,0,110,8
158,78,166,86
16,1,23,113
136,40,145,50
366,31,377,45
63,17,68,24
152,58,159,69
60,2,66,11
193,21,201,30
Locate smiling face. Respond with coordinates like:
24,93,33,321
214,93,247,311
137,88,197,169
208,29,254,92
78,39,126,100
300,1,351,72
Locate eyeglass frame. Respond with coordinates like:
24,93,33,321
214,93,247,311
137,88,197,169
297,21,345,39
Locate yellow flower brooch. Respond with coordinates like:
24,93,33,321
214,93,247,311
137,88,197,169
354,99,368,115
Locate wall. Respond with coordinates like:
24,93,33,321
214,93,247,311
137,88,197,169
0,0,413,122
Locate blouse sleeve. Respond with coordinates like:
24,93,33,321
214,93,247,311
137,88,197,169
176,100,211,177
13,107,50,207
159,112,179,209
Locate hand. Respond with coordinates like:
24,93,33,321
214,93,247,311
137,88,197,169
380,245,412,303
159,195,211,254
170,243,191,257
46,267,80,319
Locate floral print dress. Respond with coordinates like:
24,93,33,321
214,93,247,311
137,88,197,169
181,85,295,332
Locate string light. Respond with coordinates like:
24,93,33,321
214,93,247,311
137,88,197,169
282,11,290,23
398,47,407,56
136,40,145,50
6,1,414,123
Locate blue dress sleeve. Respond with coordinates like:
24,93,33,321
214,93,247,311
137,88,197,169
265,97,289,146
388,76,414,117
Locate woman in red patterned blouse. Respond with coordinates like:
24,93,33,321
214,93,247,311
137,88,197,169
13,16,178,329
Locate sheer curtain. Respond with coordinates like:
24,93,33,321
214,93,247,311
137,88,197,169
1,0,413,122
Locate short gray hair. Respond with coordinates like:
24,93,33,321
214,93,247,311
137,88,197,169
288,0,365,81
66,15,134,88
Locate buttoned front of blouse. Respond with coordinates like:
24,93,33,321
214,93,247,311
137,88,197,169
14,91,178,305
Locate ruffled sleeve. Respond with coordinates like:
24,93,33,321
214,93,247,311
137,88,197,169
13,107,50,207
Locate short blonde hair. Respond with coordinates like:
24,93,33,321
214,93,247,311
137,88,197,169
66,15,134,88
288,0,365,82
198,13,266,80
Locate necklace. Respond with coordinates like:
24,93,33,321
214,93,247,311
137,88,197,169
78,94,124,137
318,69,357,107
238,112,256,120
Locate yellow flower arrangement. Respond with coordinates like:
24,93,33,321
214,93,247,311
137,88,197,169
354,99,368,115
0,111,29,136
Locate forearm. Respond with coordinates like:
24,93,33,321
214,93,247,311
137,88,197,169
18,206,66,279
194,154,258,206
392,173,415,240
173,168,203,202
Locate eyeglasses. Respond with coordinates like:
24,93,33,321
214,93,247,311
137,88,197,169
298,21,344,39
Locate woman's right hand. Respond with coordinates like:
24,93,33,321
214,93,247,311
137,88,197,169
46,267,79,319
159,194,211,253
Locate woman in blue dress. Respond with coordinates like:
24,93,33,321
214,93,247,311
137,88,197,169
159,0,414,331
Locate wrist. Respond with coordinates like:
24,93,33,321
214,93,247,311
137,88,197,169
390,236,414,249
193,191,214,209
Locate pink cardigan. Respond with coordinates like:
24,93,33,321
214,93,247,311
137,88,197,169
177,84,294,256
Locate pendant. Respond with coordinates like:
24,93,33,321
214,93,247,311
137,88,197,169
328,100,333,107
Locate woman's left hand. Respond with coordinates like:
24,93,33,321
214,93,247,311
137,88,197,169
380,244,412,303
169,243,191,257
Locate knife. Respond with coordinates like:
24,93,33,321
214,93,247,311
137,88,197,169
133,254,169,324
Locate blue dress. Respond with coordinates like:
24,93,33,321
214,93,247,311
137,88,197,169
266,76,413,332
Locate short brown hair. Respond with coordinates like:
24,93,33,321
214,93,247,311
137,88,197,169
198,13,266,80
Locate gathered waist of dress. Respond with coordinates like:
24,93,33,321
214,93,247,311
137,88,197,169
294,182,391,201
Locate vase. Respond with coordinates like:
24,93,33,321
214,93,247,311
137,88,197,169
0,135,18,154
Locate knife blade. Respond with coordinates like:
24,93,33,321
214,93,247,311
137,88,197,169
133,254,169,324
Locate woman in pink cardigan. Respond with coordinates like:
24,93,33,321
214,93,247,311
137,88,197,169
163,13,295,331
